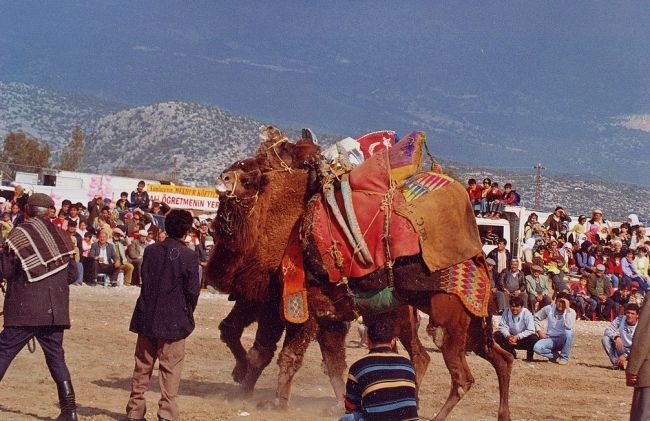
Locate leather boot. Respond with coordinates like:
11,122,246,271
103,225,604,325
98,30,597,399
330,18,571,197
56,380,78,421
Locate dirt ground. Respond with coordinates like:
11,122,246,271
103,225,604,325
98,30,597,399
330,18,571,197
0,285,634,421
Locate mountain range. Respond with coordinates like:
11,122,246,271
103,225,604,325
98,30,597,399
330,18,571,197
1,3,650,184
1,81,650,220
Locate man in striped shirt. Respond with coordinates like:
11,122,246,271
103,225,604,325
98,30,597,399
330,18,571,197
341,316,419,421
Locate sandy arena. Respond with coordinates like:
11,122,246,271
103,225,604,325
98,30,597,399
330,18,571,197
0,286,633,420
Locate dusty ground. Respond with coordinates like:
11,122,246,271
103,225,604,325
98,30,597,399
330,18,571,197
0,286,633,421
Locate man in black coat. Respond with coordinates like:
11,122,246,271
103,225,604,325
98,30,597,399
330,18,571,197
126,209,200,421
0,193,79,420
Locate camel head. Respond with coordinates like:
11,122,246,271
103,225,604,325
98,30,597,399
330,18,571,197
215,158,267,200
256,126,321,171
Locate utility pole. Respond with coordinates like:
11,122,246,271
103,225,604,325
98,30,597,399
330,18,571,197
533,163,545,210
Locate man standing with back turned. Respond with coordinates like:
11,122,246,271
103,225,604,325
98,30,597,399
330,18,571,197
126,209,200,421
0,193,79,420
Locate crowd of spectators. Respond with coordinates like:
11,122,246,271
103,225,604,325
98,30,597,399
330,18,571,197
1,180,214,288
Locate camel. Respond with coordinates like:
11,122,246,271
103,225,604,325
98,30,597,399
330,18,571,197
207,127,513,420
205,127,430,409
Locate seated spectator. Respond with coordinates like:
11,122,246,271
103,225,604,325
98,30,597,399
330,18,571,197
0,212,13,238
10,203,24,226
542,240,569,294
479,178,492,217
481,226,499,246
149,201,170,216
609,284,632,316
533,292,577,365
341,315,418,421
544,207,571,238
575,240,596,273
494,296,538,361
52,210,68,231
567,215,588,244
570,274,597,320
487,238,511,279
89,231,118,286
635,247,650,282
525,265,552,311
126,229,149,286
622,249,650,292
486,182,504,219
501,183,521,206
116,192,131,211
111,228,134,287
588,264,614,321
157,230,167,242
497,258,528,307
466,178,482,216
602,303,640,370
130,180,150,211
66,204,85,226
629,283,645,307
67,220,84,286
605,251,623,288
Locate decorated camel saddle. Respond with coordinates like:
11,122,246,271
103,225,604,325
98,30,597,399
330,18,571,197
281,131,489,323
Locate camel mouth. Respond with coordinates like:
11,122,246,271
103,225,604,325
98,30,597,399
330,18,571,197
215,179,229,196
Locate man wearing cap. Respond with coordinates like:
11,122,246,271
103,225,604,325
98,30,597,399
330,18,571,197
486,258,507,314
525,265,552,312
112,227,134,286
533,292,577,365
497,259,528,307
126,229,150,286
588,263,614,321
0,193,79,419
90,230,118,286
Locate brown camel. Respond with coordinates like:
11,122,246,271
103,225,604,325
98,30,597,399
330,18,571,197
209,127,512,420
206,127,430,408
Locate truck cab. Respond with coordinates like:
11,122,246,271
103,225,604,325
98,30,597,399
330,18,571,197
476,206,552,260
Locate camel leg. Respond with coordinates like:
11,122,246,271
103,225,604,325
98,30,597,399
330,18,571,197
240,298,286,393
218,299,259,383
396,305,430,391
316,320,350,405
468,316,513,421
268,316,319,409
426,294,474,421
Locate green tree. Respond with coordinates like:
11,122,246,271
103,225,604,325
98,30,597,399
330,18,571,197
58,126,85,171
1,132,50,174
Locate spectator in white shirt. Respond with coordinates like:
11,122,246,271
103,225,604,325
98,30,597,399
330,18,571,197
494,295,538,361
533,292,577,365
603,303,640,370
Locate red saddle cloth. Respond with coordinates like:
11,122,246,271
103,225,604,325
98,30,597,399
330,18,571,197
302,148,421,283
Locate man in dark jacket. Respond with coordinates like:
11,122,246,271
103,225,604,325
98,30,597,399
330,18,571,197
126,209,200,421
0,193,79,420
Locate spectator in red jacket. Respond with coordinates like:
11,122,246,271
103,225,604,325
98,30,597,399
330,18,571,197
466,178,483,216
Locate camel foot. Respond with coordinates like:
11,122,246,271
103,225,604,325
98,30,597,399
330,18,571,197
232,361,248,384
256,397,288,410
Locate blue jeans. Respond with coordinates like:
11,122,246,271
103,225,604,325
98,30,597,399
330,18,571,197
601,336,629,365
533,330,574,362
480,198,489,215
608,274,620,289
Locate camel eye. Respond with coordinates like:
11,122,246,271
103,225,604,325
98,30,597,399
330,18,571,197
223,175,230,181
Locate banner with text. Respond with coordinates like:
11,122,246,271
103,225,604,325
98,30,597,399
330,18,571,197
147,184,219,212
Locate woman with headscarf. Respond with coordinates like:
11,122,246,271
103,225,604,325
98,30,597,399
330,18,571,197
575,241,594,274
542,240,569,294
586,209,610,243
524,213,539,240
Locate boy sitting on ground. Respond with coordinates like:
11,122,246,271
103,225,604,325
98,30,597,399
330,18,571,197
341,315,418,421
